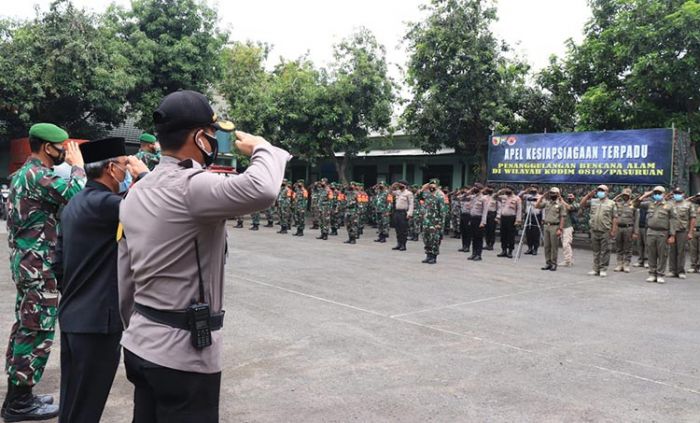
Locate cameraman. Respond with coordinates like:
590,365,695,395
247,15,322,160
117,90,290,422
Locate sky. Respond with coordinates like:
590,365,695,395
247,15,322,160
3,0,592,79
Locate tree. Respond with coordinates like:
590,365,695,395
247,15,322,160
220,28,395,184
402,0,528,179
106,0,229,131
0,0,137,138
542,0,700,136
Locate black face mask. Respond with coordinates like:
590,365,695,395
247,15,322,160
195,131,219,167
46,144,66,166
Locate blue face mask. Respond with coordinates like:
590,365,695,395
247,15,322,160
673,194,683,202
652,193,663,202
112,164,132,194
596,191,606,199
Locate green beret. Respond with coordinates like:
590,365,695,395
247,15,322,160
29,123,68,143
139,133,157,143
429,178,440,185
296,179,305,184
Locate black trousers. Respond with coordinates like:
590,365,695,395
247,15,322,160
500,215,516,251
470,215,485,256
526,214,541,249
485,211,497,247
124,349,221,423
460,213,472,249
60,331,122,423
394,210,408,246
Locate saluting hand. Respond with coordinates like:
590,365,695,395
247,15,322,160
126,156,149,178
64,141,84,167
234,131,267,156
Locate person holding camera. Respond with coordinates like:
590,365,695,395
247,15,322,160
117,90,290,422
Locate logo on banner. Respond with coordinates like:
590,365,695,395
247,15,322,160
491,136,517,146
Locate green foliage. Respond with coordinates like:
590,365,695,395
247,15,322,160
106,0,229,131
401,0,531,178
540,0,700,139
0,0,137,138
220,28,395,183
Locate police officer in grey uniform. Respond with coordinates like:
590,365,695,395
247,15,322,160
117,90,290,422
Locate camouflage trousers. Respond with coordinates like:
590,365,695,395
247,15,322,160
331,210,341,230
451,211,461,234
6,277,58,387
279,205,292,228
293,208,306,230
264,207,274,223
346,210,360,238
311,205,320,226
377,212,391,236
251,212,261,225
319,207,331,235
423,225,443,256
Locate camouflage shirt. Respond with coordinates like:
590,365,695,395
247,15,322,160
7,158,86,282
135,150,161,171
420,190,445,227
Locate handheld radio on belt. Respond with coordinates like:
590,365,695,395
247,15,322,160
189,239,212,349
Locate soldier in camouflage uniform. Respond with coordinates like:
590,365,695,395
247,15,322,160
277,179,293,234
316,180,333,240
3,123,86,421
357,184,368,237
292,180,308,236
344,183,360,244
134,132,161,171
329,183,342,236
373,182,393,243
419,179,445,264
450,190,461,238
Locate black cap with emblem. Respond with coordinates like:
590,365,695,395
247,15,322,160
153,90,235,134
80,137,127,163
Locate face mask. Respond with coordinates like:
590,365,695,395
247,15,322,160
195,131,219,167
112,164,132,194
429,187,436,192
46,144,66,166
596,191,606,199
673,194,683,202
652,193,663,202
550,194,558,200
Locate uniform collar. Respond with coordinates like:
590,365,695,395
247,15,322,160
86,180,113,192
160,155,203,170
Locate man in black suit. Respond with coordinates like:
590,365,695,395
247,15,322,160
56,137,148,423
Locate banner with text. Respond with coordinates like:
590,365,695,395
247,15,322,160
487,128,673,185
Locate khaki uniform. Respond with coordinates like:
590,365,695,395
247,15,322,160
639,200,678,277
588,198,617,273
538,199,564,267
689,203,700,271
669,200,696,276
615,201,638,268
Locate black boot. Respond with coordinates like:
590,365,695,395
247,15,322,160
278,226,288,234
399,243,407,251
331,228,338,236
497,249,507,257
422,254,432,263
532,248,538,256
472,255,482,261
392,244,401,250
467,254,477,260
344,237,356,244
298,229,304,237
235,221,243,228
316,233,328,240
484,244,493,251
550,264,557,271
541,264,553,271
2,384,58,422
265,221,274,227
524,248,533,255
250,224,259,231
506,249,513,259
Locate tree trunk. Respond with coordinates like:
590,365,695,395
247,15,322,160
329,153,349,185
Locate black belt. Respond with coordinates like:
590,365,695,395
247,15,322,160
135,303,224,331
618,224,631,228
395,209,407,213
545,222,559,226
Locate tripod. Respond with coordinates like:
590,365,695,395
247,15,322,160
514,200,543,263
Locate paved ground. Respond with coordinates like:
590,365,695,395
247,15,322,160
1,221,700,422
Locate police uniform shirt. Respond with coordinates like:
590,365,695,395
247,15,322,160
470,194,490,226
118,142,291,373
393,189,414,216
497,195,522,219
